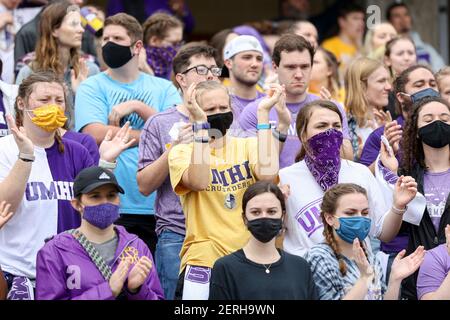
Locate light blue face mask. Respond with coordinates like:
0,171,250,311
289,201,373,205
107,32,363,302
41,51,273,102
335,216,371,244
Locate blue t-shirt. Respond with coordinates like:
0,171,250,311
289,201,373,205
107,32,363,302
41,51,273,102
74,72,182,215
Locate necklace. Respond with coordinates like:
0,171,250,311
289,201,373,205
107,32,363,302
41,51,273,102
262,263,273,274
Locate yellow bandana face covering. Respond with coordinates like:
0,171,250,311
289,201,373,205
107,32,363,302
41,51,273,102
26,104,67,132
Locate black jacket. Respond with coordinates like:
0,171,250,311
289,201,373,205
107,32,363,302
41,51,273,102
400,164,450,300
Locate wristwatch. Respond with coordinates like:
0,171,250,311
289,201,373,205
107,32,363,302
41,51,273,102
194,136,210,143
18,152,35,162
192,122,210,133
272,128,288,142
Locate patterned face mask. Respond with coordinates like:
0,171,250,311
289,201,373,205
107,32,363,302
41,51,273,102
145,44,180,79
304,128,343,191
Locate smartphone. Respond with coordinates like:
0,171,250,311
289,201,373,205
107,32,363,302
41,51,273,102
381,135,394,157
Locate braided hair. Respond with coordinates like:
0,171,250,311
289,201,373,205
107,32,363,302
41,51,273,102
320,183,369,276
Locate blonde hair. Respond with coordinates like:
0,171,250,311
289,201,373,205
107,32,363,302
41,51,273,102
435,66,450,92
194,80,230,105
344,57,385,127
363,22,397,60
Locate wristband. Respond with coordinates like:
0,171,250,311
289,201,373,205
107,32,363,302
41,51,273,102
194,136,210,143
192,122,210,133
18,152,35,162
391,205,407,215
99,159,117,169
257,123,271,130
272,128,288,142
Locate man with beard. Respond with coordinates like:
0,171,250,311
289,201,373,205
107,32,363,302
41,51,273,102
223,35,266,133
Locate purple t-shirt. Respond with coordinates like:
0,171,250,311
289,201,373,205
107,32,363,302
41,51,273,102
424,168,450,232
138,106,187,236
229,92,266,134
238,93,350,168
63,130,100,164
417,243,450,299
359,116,404,166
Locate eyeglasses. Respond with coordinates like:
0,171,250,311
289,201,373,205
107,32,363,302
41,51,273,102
182,65,222,77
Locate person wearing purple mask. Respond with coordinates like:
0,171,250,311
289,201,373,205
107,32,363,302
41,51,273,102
36,166,164,300
279,99,419,258
239,34,353,168
141,12,183,79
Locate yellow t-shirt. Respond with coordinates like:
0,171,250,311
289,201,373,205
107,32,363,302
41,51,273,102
322,36,358,77
169,137,259,272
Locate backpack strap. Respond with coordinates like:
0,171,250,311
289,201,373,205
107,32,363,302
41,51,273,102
67,229,112,281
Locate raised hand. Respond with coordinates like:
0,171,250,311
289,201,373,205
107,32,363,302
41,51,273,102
185,83,207,123
393,175,418,210
6,115,34,155
353,239,374,280
0,201,14,229
109,258,131,297
273,85,291,130
319,86,332,101
71,59,89,93
279,184,291,201
127,256,153,292
383,116,402,155
258,84,284,113
389,246,425,281
99,121,136,163
373,109,391,128
380,137,398,173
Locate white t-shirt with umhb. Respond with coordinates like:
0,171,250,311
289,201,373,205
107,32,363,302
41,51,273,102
279,159,390,258
0,134,93,278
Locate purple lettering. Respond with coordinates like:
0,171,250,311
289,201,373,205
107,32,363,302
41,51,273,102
242,160,253,179
38,182,57,200
211,169,222,185
227,165,245,184
298,211,316,233
25,182,39,201
185,266,211,284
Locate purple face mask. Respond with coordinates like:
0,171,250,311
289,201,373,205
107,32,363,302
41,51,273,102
304,128,343,191
146,45,179,79
82,203,120,229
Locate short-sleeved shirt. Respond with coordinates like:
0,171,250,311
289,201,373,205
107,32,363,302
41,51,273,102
75,72,182,215
0,135,94,278
238,93,350,168
279,160,389,258
229,92,266,136
210,249,318,300
417,244,450,299
63,130,100,164
424,168,450,232
306,243,386,300
168,137,258,271
138,106,188,236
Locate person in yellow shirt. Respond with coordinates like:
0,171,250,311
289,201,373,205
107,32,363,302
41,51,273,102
322,3,365,84
169,80,291,300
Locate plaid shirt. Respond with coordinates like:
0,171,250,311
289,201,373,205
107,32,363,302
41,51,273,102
306,243,386,300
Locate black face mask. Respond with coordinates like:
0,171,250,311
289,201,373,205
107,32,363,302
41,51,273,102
207,111,233,139
418,120,450,149
102,41,134,69
246,218,283,243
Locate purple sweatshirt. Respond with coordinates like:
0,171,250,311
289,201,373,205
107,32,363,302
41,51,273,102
36,225,164,300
